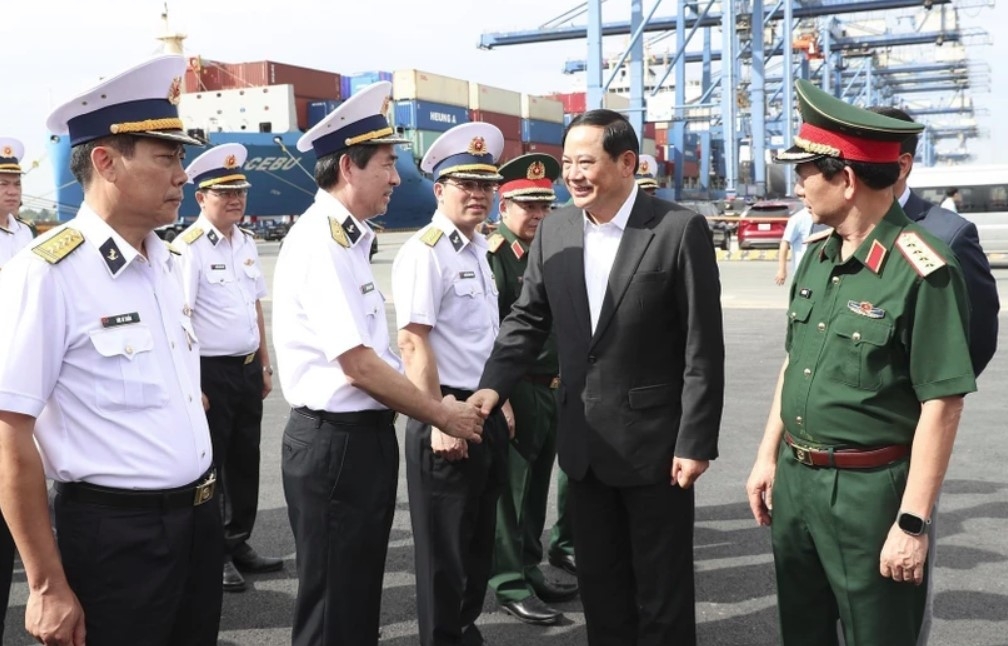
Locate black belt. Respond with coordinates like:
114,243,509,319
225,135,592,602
202,352,257,365
55,470,217,511
294,407,397,427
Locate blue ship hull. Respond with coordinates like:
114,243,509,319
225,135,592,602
48,131,439,230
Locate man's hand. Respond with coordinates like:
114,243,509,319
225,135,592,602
262,371,273,399
467,389,500,418
774,269,787,286
746,457,776,526
670,457,709,489
437,395,484,443
501,400,515,439
201,392,210,411
431,427,469,461
25,582,86,646
879,523,928,585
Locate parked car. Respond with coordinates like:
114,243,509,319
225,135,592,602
262,222,288,241
154,221,187,242
678,199,735,251
737,200,802,250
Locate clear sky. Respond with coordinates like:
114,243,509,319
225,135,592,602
3,0,1002,209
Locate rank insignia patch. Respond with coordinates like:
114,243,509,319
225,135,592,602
847,300,885,319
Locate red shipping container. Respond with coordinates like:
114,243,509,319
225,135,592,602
294,97,311,131
468,110,522,142
684,161,699,178
643,122,656,139
548,92,587,114
223,61,341,100
655,128,668,146
522,142,563,160
500,139,524,165
655,146,665,163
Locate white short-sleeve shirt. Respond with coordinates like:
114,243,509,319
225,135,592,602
0,214,34,268
177,216,266,357
0,204,212,489
272,189,399,412
392,211,499,391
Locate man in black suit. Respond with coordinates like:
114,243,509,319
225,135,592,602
470,109,725,646
870,107,999,376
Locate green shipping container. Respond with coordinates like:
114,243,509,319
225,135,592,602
405,129,442,161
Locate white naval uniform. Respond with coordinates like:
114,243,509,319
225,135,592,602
177,217,266,357
272,189,399,412
391,211,500,390
0,204,212,489
0,214,33,268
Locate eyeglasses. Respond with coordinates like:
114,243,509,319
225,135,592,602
208,188,248,199
444,180,499,194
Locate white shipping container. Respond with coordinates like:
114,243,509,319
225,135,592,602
603,92,631,111
179,84,298,133
469,83,522,117
521,94,565,123
393,69,469,107
642,138,657,157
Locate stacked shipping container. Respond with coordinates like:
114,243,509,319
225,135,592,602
392,69,471,159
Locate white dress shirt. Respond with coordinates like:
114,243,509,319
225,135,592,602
0,213,34,268
0,204,212,488
272,189,399,412
392,212,499,391
583,183,637,333
177,216,267,356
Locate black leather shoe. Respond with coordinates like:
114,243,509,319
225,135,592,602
222,559,246,592
232,543,283,573
501,596,562,626
461,624,486,645
533,578,579,603
548,551,577,576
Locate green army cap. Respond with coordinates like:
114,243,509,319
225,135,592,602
498,153,560,202
776,79,924,165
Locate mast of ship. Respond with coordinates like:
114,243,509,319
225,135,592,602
156,3,186,54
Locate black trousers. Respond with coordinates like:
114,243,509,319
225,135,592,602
53,488,223,646
0,511,13,642
282,407,399,646
406,386,508,646
201,354,264,555
570,469,697,646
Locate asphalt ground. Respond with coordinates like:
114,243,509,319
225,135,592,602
4,231,1008,645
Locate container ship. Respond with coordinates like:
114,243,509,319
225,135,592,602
47,10,680,228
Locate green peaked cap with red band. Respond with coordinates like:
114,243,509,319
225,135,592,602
498,153,560,202
775,79,924,165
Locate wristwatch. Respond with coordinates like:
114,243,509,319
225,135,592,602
263,365,274,376
896,511,931,536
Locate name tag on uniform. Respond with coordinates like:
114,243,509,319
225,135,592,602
360,282,375,294
101,312,140,328
458,271,476,279
211,263,226,270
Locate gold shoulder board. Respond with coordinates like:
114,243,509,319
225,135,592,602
239,227,254,238
32,228,84,264
166,242,181,255
180,227,205,245
421,228,443,247
486,233,506,253
329,217,350,248
896,231,946,277
803,228,833,244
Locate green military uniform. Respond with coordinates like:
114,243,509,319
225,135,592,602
770,80,977,646
486,153,574,607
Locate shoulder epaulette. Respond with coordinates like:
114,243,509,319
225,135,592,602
180,227,204,245
166,242,181,255
486,233,506,254
32,228,84,264
421,228,443,247
896,231,946,277
329,217,350,248
239,227,254,238
803,228,833,245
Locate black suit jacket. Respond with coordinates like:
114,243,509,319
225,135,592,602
903,190,1000,375
479,191,725,487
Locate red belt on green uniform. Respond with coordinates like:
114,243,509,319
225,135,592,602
784,433,909,469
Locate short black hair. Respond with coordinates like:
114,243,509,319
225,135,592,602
564,109,640,171
69,135,139,187
315,145,383,190
813,156,900,191
867,106,918,158
945,187,959,198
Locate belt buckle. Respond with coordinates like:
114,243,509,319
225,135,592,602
791,444,814,467
243,353,255,365
549,377,560,390
193,472,216,506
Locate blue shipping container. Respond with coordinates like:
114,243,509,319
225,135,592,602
521,119,564,145
348,71,393,97
308,100,341,129
394,100,470,133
